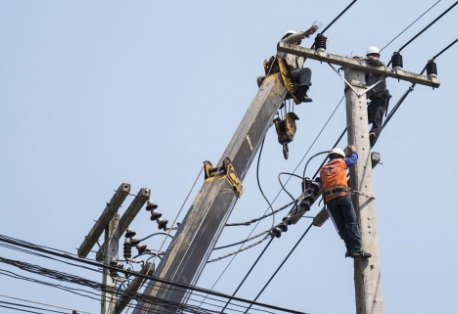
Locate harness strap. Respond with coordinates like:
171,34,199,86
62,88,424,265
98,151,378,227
323,186,349,198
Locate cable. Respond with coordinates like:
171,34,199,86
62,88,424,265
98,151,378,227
243,223,314,314
432,37,458,60
380,0,441,53
0,234,309,314
219,237,275,313
224,199,297,227
256,137,276,230
321,0,358,35
302,151,331,178
398,0,458,53
381,38,458,133
0,301,67,314
0,293,97,314
386,0,458,66
0,304,45,314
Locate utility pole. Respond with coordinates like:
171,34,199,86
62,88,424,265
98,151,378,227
77,184,151,314
277,41,440,314
344,67,383,314
101,213,120,314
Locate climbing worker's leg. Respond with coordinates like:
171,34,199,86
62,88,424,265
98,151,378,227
339,195,372,258
368,97,386,145
291,68,312,103
327,197,351,256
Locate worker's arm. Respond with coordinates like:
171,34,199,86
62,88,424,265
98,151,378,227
281,25,318,44
344,145,358,168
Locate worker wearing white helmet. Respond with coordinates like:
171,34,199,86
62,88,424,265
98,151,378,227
257,24,318,103
320,145,372,259
353,46,391,146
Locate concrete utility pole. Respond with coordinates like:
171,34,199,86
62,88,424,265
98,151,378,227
277,41,440,314
344,68,383,314
77,184,151,314
101,213,120,314
134,73,288,314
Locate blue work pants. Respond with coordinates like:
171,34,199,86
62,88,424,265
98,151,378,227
327,195,361,252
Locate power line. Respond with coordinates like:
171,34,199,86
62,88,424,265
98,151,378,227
397,0,458,53
243,223,314,314
0,304,45,314
382,38,458,131
0,234,310,314
380,0,441,53
321,0,358,35
0,293,97,314
0,301,67,314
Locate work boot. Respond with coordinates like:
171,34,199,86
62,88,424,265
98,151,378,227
351,249,372,259
369,133,377,146
296,85,313,103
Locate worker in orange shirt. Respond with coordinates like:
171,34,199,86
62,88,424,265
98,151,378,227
320,145,372,259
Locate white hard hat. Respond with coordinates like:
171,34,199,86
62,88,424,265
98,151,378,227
284,30,297,36
366,46,380,55
329,148,345,158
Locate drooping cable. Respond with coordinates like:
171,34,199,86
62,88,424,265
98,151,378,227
219,237,275,314
256,137,276,230
243,223,314,314
380,0,441,53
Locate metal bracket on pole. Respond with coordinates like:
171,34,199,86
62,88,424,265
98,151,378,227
327,63,384,98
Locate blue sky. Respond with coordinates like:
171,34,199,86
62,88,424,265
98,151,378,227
1,1,457,313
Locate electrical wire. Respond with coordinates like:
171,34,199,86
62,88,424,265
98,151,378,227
0,304,45,314
380,0,441,53
256,137,276,230
243,223,314,314
219,237,275,314
382,38,458,133
224,199,297,227
0,293,97,314
0,301,67,314
321,0,358,35
397,0,458,53
0,234,309,314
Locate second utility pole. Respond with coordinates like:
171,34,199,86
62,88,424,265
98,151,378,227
344,68,383,314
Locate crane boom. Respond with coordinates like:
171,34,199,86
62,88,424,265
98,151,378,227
133,73,287,314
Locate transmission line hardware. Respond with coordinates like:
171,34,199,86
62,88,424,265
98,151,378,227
204,157,243,197
146,200,168,230
284,177,322,225
426,59,437,77
391,51,403,70
314,33,327,52
274,112,299,160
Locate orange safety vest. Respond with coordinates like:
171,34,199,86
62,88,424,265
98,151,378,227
320,158,349,202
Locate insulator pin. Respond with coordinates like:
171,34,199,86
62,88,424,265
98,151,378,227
391,52,403,70
426,60,437,77
314,33,326,52
146,200,158,211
